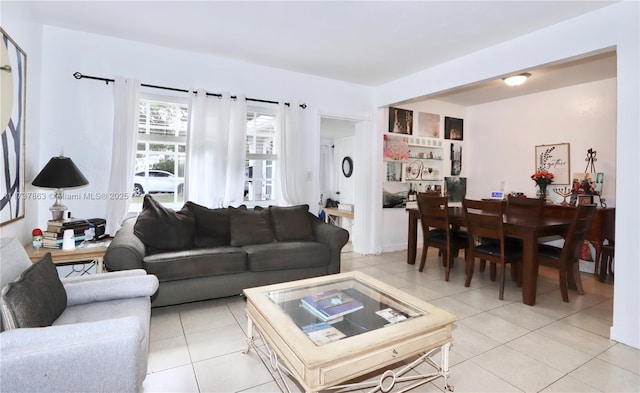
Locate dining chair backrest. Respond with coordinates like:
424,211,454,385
462,198,506,243
562,204,597,263
417,193,449,233
506,195,544,218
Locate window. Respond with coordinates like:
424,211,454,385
130,94,189,211
245,107,277,205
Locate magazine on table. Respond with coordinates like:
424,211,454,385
376,307,408,324
301,322,346,345
300,289,364,322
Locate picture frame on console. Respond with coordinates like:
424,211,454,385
577,194,594,206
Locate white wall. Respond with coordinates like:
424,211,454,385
0,3,43,243
36,26,373,228
466,78,617,204
334,136,355,206
375,2,639,349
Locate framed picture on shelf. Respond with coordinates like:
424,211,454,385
385,162,403,182
388,107,413,135
445,177,467,203
535,143,570,184
444,117,463,140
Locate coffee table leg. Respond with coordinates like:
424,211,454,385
441,342,453,392
243,316,254,354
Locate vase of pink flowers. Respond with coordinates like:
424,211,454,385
531,170,554,200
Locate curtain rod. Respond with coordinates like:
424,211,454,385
73,72,307,109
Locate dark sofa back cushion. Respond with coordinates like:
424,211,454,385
184,201,232,247
269,205,315,242
229,206,276,246
134,195,196,250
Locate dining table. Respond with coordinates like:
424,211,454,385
406,206,573,306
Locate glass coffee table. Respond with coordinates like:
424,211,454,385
243,271,456,392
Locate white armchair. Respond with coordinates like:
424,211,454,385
0,238,159,392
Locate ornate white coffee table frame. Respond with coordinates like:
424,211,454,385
243,271,456,393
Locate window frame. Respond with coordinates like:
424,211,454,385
244,105,278,207
130,93,189,212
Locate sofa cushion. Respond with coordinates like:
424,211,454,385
134,195,196,250
143,247,247,282
184,201,231,247
269,205,315,242
244,242,330,272
0,253,67,329
229,206,276,246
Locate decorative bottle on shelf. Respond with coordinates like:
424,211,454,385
407,184,416,202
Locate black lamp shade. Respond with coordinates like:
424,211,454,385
32,156,89,188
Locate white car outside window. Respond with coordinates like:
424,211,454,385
133,170,184,196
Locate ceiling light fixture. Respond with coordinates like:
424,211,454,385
503,73,531,87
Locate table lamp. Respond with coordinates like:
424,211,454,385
32,155,89,220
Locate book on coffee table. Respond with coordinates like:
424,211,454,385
302,322,346,345
300,289,363,322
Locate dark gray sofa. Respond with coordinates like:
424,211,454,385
104,198,349,307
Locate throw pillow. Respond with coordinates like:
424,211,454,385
0,253,67,329
269,204,315,242
134,195,196,250
184,201,232,247
229,206,276,246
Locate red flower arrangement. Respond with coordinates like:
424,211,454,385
531,170,554,184
531,170,554,200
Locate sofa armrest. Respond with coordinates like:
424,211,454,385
0,317,146,392
62,268,147,284
104,217,146,271
63,273,159,307
309,213,349,274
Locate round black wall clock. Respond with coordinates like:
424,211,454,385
342,156,353,178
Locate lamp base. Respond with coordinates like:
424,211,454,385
50,189,67,220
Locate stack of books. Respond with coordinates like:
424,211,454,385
300,289,363,323
42,219,90,249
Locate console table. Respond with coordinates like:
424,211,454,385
544,205,615,275
25,240,111,276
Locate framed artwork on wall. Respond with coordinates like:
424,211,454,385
450,143,462,176
382,182,409,208
383,134,409,161
417,112,440,138
388,107,413,135
1,28,27,226
535,143,570,185
444,117,463,140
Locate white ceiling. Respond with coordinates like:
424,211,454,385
12,1,617,106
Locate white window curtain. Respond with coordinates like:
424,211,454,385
277,102,304,206
186,91,246,207
105,77,140,235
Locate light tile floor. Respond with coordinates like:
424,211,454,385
142,248,639,392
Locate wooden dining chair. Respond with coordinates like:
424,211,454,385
417,193,467,281
538,204,597,302
462,198,523,300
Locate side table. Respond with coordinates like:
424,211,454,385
25,239,111,277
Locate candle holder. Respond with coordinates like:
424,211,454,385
553,186,572,206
